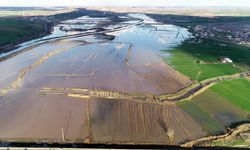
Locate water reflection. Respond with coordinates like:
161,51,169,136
0,13,197,145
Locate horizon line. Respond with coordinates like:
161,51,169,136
1,5,250,8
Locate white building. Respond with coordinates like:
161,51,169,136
220,57,233,63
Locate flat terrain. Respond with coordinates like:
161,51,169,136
178,78,250,147
177,100,225,135
211,78,250,112
0,7,75,17
0,13,198,145
163,50,239,81
0,7,250,148
85,6,250,17
162,34,250,81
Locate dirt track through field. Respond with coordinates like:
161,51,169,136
39,71,250,105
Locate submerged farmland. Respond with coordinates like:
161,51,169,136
0,12,250,146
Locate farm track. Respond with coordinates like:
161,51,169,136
181,123,250,147
39,71,250,105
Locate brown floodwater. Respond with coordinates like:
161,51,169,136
0,14,200,145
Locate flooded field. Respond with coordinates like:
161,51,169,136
0,14,201,145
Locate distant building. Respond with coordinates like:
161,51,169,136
219,57,233,63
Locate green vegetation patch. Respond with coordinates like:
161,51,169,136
179,40,250,65
210,78,250,112
177,100,225,135
191,90,250,126
0,18,45,46
162,38,250,81
163,49,240,81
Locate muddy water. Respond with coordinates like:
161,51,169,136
22,24,192,95
0,93,88,142
0,14,201,144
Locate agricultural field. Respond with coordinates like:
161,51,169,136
162,38,250,81
177,78,250,146
210,78,250,112
179,40,250,66
90,98,207,144
177,100,225,135
164,52,239,81
161,20,250,147
0,5,250,148
191,90,250,126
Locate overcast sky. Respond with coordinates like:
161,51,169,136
1,0,250,7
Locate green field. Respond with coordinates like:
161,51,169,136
163,49,240,81
177,78,250,140
0,18,46,46
162,39,250,81
177,100,225,135
177,40,250,65
210,78,250,112
191,90,249,126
